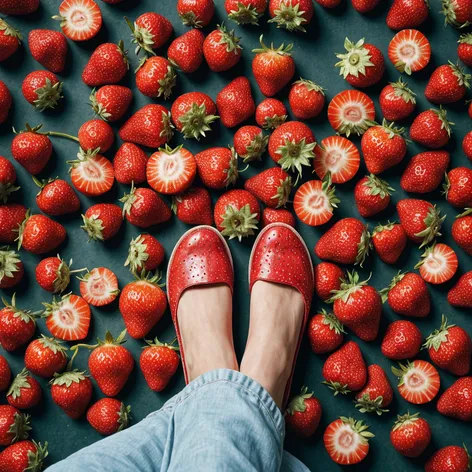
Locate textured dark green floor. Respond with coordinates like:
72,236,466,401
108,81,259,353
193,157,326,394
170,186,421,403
0,0,471,470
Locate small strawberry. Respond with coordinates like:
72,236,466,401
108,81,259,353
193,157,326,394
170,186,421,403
261,208,295,227
381,320,422,360
388,29,431,74
448,270,472,307
135,56,176,99
442,0,472,28
195,146,239,189
203,24,242,72
354,174,394,218
33,177,80,216
415,243,458,284
308,309,345,354
322,341,367,394
458,33,472,66
6,369,42,409
35,255,84,293
0,204,27,244
463,131,472,161
214,189,260,241
410,107,454,149
0,80,12,123
285,386,322,438
252,36,295,96
0,440,48,472
82,41,128,87
380,78,416,121
81,203,122,241
87,398,131,435
268,0,314,32
289,79,325,119
28,29,67,73
53,0,102,41
386,0,429,29
335,37,385,88
217,77,256,128
452,208,472,255
225,0,267,24
0,18,22,62
425,62,470,104
89,85,132,122
78,267,119,307
21,70,63,111
245,167,292,208
168,29,205,73
114,143,148,185
372,222,407,264
78,119,114,152
234,125,268,163
444,167,472,207
351,0,380,13
177,0,214,27
425,445,471,472
391,360,440,404
400,151,450,194
124,234,165,275
314,261,344,301
390,412,431,458
0,247,24,289
437,377,472,422
0,405,29,445
24,336,67,378
172,187,213,226
255,98,287,129
355,364,393,415
125,12,172,55
140,338,180,392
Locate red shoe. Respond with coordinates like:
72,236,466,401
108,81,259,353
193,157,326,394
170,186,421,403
249,223,314,406
167,225,234,383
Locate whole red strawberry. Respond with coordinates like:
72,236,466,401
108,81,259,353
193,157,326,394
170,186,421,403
380,79,416,121
285,387,322,438
126,12,172,54
314,262,343,301
0,18,22,62
444,167,472,207
233,125,268,162
168,29,205,73
410,107,453,148
217,77,255,128
225,0,267,24
177,0,214,27
382,320,422,360
172,187,213,226
289,79,325,119
22,70,63,111
372,222,407,264
437,377,472,422
308,309,345,354
0,405,29,445
425,62,470,104
28,29,67,73
0,440,48,472
7,368,42,409
33,178,79,217
125,234,165,275
458,33,472,66
261,208,295,227
0,0,39,15
81,203,122,241
255,98,287,129
452,209,472,255
442,0,472,27
448,271,472,307
386,0,429,29
268,0,314,31
0,80,12,123
24,336,67,378
78,119,114,152
354,174,394,217
0,247,24,289
354,364,393,415
114,143,148,185
0,204,27,244
90,85,132,122
426,445,471,472
203,24,242,72
140,338,180,392
11,125,52,175
195,147,239,189
135,56,176,99
35,255,83,294
390,412,431,457
87,398,131,435
244,167,291,208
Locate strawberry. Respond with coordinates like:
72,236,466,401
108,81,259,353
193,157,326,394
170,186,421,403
35,255,84,293
252,36,295,96
327,89,376,137
140,338,180,392
442,0,472,27
415,243,458,284
285,386,322,438
125,234,165,275
0,204,27,244
386,0,429,29
458,33,472,66
314,261,344,301
72,330,133,396
50,370,92,419
354,364,393,415
294,177,339,226
381,271,430,317
397,199,445,247
245,167,292,208
335,38,385,88
78,119,114,152
21,70,63,111
168,29,205,74
313,135,360,184
381,320,422,360
410,107,454,149
380,78,416,120
437,377,472,422
329,271,382,342
268,0,314,32
28,29,67,73
214,189,260,241
68,148,115,197
0,440,48,472
351,0,380,12
0,18,22,62
171,92,218,140
324,417,373,465
6,369,42,409
463,131,472,161
177,0,214,27
390,412,431,458
424,316,471,376
24,336,67,378
53,0,102,41
308,309,344,354
89,85,132,122
195,146,239,189
82,41,128,87
135,56,176,99
217,77,255,128
0,80,12,123
426,445,471,472
81,203,122,241
33,178,80,216
87,398,131,436
400,151,450,194
388,29,431,74
315,217,371,266
354,174,393,218
0,405,29,445
452,208,472,255
425,62,470,104
322,341,367,394
255,98,287,129
234,125,268,163
444,167,472,207
11,125,52,175
203,24,242,72
372,222,407,264
225,0,267,24
448,271,472,307
0,156,18,203
125,12,172,55
0,247,23,289
114,143,148,185
289,79,325,120
172,187,213,226
0,294,38,351
79,267,119,307
268,121,316,177
261,208,295,227
391,360,440,404
119,104,173,149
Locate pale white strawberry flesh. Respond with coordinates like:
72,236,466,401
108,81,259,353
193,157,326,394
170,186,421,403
80,267,119,306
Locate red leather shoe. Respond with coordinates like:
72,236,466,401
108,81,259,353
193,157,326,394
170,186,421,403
249,223,314,406
167,225,234,383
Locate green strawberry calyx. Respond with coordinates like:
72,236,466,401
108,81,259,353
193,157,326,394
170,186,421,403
459,33,472,44
0,247,22,284
276,137,317,180
27,440,49,472
117,402,132,432
431,106,454,137
227,2,263,25
178,102,219,140
267,2,309,32
391,78,416,104
252,35,293,56
133,269,165,288
320,309,346,335
322,380,351,395
335,38,374,79
89,88,111,121
219,203,259,241
49,255,85,294
415,204,446,248
143,337,180,351
379,270,406,303
0,18,22,41
442,0,470,28
50,369,89,387
179,10,204,28
7,368,33,400
380,119,407,140
328,270,372,304
355,393,389,415
356,226,372,267
286,386,313,415
224,147,240,187
448,61,471,88
124,234,150,275
125,16,156,56
372,221,397,236
1,293,40,324
262,112,288,130
423,315,454,351
216,23,242,54
391,361,415,386
340,417,375,444
32,78,63,112
457,207,472,218
293,78,326,95
135,58,177,99
14,209,32,251
67,148,101,170
272,176,293,208
9,410,31,443
320,172,340,213
120,181,139,219
37,334,68,357
241,132,269,163
392,411,421,431
81,212,105,242
363,173,395,199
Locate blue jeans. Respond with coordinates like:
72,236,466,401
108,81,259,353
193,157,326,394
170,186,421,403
47,369,309,472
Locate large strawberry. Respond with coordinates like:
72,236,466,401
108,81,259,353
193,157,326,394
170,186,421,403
379,78,416,121
244,167,291,208
6,368,42,409
444,167,472,207
34,178,80,216
354,174,393,218
0,18,22,62
78,119,114,152
386,0,429,29
195,147,239,189
168,29,205,73
114,143,148,185
390,412,431,458
125,12,172,54
24,336,67,378
289,78,325,120
216,77,255,128
448,271,472,307
21,70,63,111
0,440,48,472
437,377,472,422
125,234,165,275
285,386,322,438
203,24,242,72
28,29,67,73
233,125,268,162
135,56,176,99
410,107,454,148
308,309,345,354
354,364,393,415
425,62,470,104
425,445,471,472
225,0,267,24
0,405,30,446
381,320,422,360
0,247,24,289
177,0,214,27
268,0,314,31
81,203,122,241
452,208,472,255
0,204,27,244
89,85,132,122
172,187,213,226
372,222,407,264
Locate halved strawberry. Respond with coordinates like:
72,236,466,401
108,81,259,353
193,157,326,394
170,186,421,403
294,178,339,226
53,0,102,42
327,90,376,137
415,243,458,284
79,267,119,307
42,293,91,341
314,136,360,184
388,29,431,75
391,360,440,404
146,144,196,195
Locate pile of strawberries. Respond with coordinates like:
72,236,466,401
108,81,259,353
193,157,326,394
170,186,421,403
0,0,472,469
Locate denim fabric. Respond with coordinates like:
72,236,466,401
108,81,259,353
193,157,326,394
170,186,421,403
47,369,310,472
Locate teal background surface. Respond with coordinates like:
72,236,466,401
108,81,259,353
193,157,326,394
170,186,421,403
0,0,471,470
